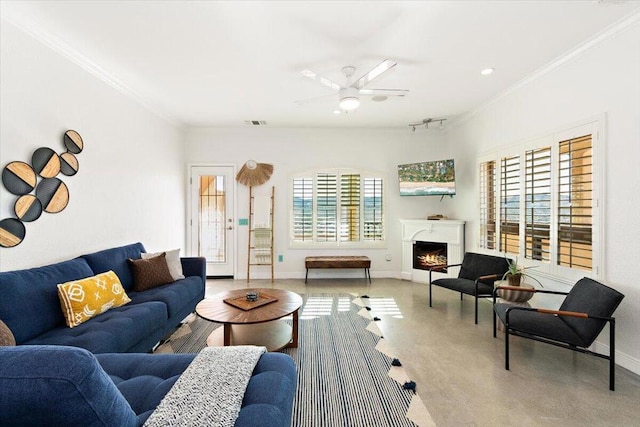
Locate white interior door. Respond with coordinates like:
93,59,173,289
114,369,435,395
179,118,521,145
190,166,235,277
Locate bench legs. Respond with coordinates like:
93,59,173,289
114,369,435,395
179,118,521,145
305,267,371,284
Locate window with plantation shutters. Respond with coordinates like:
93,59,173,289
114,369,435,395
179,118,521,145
316,173,337,242
525,147,551,262
340,174,360,241
477,118,601,281
479,161,496,249
363,178,383,240
292,178,313,241
500,155,520,254
558,135,592,271
290,169,385,246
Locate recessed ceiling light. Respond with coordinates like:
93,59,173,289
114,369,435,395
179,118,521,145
481,68,494,76
333,109,342,115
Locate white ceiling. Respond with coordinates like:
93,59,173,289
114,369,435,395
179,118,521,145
2,1,639,128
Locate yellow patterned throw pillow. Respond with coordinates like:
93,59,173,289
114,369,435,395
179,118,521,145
58,271,131,328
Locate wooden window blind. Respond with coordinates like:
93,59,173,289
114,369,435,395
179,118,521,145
340,174,360,241
291,170,385,245
479,160,496,249
500,155,520,254
558,135,593,271
525,147,551,261
292,178,313,241
363,178,383,240
316,173,337,242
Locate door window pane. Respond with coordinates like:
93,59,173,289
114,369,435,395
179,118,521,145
199,175,226,262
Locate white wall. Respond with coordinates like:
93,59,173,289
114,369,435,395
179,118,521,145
448,20,640,373
0,20,186,270
185,126,458,280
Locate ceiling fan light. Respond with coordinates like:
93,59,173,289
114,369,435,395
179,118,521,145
339,97,360,111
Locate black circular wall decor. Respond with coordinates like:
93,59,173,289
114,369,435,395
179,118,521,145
32,147,61,178
64,130,84,154
36,178,69,213
60,152,79,176
0,218,26,248
15,194,43,222
2,161,37,195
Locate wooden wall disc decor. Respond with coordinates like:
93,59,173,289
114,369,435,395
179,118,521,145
2,161,37,195
60,152,79,176
0,218,26,248
32,147,61,178
64,130,84,154
15,194,43,222
36,178,69,213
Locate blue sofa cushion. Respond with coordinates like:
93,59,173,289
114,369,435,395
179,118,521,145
96,352,196,423
127,276,203,319
23,301,168,354
0,345,138,427
81,242,145,291
0,258,94,344
236,353,297,427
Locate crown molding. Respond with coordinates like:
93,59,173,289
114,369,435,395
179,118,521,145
453,9,640,128
1,12,182,129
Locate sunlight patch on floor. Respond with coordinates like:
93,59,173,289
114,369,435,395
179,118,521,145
300,296,334,319
368,297,403,318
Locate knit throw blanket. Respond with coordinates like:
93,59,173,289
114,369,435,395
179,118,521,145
144,345,266,427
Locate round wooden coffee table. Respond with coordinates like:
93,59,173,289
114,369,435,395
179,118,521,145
195,288,303,351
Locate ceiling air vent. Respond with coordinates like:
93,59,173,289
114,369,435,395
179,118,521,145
244,120,267,126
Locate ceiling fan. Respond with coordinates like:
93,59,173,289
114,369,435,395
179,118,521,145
297,59,409,112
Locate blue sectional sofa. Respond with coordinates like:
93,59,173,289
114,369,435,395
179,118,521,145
0,242,205,353
0,243,298,426
0,345,297,426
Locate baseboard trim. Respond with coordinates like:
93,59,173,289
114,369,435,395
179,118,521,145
591,341,640,376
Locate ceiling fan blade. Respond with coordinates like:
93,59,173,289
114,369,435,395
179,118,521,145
351,59,397,89
359,88,409,97
300,69,342,91
294,93,336,105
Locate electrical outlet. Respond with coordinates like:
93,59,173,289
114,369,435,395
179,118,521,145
385,254,392,261
278,255,283,262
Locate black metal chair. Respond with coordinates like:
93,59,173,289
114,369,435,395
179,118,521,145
493,277,624,390
428,252,511,324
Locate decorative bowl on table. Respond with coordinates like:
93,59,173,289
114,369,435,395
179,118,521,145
246,291,259,302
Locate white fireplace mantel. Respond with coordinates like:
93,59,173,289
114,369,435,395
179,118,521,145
400,219,465,283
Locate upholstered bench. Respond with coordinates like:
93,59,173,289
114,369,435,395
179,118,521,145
305,256,371,283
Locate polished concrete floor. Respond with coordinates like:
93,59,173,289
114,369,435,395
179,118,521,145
206,277,640,427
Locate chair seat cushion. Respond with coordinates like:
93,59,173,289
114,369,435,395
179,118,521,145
494,303,586,347
432,278,494,296
23,301,168,353
97,352,196,424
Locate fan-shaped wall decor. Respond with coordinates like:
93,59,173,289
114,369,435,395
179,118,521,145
236,160,274,187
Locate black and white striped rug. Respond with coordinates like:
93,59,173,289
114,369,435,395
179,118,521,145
156,294,433,427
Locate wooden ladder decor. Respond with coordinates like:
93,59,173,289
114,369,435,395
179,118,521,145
247,185,274,282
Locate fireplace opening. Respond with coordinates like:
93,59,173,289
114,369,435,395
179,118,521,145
413,241,448,272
